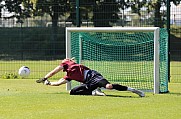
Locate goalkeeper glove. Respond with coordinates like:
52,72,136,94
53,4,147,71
36,78,47,83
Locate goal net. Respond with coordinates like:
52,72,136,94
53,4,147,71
66,27,168,94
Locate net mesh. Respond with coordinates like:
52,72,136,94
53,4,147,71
69,28,168,93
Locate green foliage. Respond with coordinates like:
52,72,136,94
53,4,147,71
2,0,178,27
34,0,71,28
2,0,34,23
68,0,121,26
1,72,18,79
93,0,120,26
171,0,181,5
170,25,181,38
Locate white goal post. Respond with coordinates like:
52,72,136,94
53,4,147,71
65,27,160,94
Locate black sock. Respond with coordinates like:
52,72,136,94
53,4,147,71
112,84,128,91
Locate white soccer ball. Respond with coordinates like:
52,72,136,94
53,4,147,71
18,66,30,77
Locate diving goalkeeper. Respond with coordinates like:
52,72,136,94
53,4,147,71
36,58,145,97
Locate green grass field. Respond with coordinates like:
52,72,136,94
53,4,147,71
0,79,180,119
0,60,181,119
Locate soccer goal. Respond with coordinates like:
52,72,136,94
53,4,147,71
66,27,168,94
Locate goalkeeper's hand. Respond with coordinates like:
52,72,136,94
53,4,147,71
36,78,47,83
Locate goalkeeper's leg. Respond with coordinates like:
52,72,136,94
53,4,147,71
108,83,145,97
69,84,92,95
69,84,105,96
98,79,145,97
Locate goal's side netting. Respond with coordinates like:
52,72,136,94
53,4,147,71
66,27,168,93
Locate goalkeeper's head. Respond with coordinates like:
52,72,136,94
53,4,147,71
61,57,76,72
61,57,75,64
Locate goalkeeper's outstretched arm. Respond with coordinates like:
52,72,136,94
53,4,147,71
36,65,64,84
46,78,68,86
44,65,63,79
43,65,69,86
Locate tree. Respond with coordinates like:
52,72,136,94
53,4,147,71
93,0,120,27
146,0,166,27
35,0,70,28
68,0,120,27
171,0,181,5
148,0,180,27
1,0,33,23
34,0,71,53
67,0,95,25
129,0,180,27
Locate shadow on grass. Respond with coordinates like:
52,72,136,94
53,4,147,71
105,94,142,98
46,92,145,98
46,92,68,95
167,92,181,96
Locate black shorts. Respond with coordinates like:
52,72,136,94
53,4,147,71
69,70,110,95
84,70,110,90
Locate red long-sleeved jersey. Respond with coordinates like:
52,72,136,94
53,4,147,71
60,60,90,82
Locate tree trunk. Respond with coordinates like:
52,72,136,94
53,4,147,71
154,0,164,27
51,6,59,55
